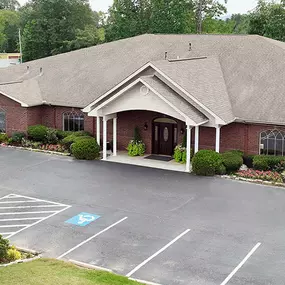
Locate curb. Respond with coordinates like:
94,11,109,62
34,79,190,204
222,175,285,188
129,277,163,285
0,255,41,267
68,259,113,272
1,145,71,157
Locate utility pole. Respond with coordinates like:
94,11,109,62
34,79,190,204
18,28,23,64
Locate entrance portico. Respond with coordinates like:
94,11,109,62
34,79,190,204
84,61,226,172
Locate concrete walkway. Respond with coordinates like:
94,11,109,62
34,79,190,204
105,151,186,172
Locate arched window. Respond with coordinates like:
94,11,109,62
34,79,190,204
0,109,6,133
63,112,84,132
260,130,285,156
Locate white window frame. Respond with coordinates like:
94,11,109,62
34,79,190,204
0,109,6,133
259,129,285,156
63,112,84,132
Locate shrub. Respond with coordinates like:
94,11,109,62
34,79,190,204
72,131,92,137
222,152,243,173
253,155,284,171
27,125,48,142
71,138,100,160
0,133,8,143
127,140,146,156
6,246,21,262
174,144,194,163
45,128,58,144
0,235,9,261
56,130,74,140
62,135,91,149
228,149,244,157
11,132,25,144
192,150,223,176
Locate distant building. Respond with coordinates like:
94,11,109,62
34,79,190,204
0,53,21,68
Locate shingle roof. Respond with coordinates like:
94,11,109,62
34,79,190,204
141,75,208,124
1,34,285,124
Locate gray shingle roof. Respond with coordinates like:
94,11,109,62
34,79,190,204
1,34,285,124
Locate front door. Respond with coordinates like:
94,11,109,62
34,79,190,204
153,122,175,156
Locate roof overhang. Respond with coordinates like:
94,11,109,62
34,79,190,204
0,90,29,107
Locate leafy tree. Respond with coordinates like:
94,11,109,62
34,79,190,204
194,0,227,33
248,0,285,42
21,0,102,61
0,0,20,10
0,9,20,52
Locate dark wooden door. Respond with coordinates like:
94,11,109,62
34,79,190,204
152,122,174,156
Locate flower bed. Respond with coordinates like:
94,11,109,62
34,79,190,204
235,169,283,183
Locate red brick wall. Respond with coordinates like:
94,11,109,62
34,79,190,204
0,94,27,135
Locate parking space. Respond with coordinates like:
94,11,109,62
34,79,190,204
1,148,285,284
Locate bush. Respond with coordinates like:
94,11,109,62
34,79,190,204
72,131,92,137
253,155,284,171
45,128,58,144
62,135,91,149
0,235,9,261
27,125,48,142
0,133,8,143
6,246,21,262
71,138,100,160
11,132,26,143
127,140,146,156
192,150,223,176
222,152,243,173
56,130,74,140
174,144,194,163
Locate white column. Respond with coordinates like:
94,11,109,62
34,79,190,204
215,125,221,153
103,117,107,160
194,126,199,154
113,117,117,156
186,125,192,172
96,116,100,146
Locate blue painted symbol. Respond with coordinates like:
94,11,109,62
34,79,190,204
65,212,101,227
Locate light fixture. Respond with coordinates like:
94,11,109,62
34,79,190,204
144,122,148,131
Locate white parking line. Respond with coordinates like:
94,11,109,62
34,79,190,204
0,211,58,215
126,229,191,278
57,217,128,259
0,194,71,239
220,242,261,285
0,232,14,235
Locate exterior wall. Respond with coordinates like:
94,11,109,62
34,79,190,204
109,110,185,154
0,94,27,135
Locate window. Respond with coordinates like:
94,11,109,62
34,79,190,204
63,112,84,131
260,130,285,156
0,110,6,133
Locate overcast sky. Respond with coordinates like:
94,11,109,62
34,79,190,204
18,0,259,15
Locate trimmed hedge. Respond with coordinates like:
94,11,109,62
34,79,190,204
192,150,223,176
62,135,92,149
253,155,284,171
28,125,48,142
11,132,26,143
71,138,100,160
0,133,8,143
222,151,243,173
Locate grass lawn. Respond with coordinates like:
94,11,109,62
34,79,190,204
0,259,143,285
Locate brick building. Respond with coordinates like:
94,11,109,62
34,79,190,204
1,34,285,172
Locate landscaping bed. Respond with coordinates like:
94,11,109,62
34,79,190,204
0,258,144,285
0,125,100,160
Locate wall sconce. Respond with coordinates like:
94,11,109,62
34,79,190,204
180,128,185,135
144,122,148,131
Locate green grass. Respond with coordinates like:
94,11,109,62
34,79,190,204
0,259,143,285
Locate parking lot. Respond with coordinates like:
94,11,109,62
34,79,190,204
0,148,285,284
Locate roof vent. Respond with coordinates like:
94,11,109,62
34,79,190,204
189,43,192,51
164,51,168,60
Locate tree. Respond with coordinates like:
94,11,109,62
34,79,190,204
0,9,20,52
194,0,227,34
248,0,285,42
21,0,103,61
0,0,20,10
150,0,194,34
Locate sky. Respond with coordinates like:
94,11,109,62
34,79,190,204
18,0,259,15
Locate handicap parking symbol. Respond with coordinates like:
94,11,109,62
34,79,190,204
65,212,101,227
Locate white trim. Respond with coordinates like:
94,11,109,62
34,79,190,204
103,117,107,160
83,64,151,112
83,62,224,124
113,117,117,156
126,229,190,277
0,90,28,107
215,125,221,153
96,116,100,146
